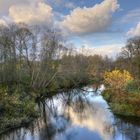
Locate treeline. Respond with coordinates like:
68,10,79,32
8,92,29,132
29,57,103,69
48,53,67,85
0,24,65,95
0,24,111,96
115,37,140,88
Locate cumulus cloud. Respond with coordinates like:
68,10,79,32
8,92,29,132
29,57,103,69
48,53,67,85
0,0,53,25
0,0,22,14
127,22,140,37
0,0,40,15
61,0,119,35
9,2,53,25
77,43,123,57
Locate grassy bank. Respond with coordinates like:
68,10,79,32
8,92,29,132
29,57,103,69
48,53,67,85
103,70,140,118
0,89,39,135
0,78,92,135
0,114,38,135
102,89,140,118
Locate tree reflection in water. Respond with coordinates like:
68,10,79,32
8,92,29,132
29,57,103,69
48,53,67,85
0,87,140,140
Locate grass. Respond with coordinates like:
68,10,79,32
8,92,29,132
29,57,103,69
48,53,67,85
102,89,140,118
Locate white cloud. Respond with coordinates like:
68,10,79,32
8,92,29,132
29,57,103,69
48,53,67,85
0,0,19,14
0,0,53,25
9,2,53,25
0,0,33,14
61,0,119,35
65,2,76,9
77,43,123,57
127,22,140,37
120,9,140,23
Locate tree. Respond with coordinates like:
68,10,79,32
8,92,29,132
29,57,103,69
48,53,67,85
119,37,140,88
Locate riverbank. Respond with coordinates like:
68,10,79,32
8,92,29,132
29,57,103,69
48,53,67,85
0,80,93,135
102,89,140,118
0,96,39,135
0,114,39,135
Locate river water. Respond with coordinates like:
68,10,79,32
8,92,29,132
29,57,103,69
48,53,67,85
0,86,140,140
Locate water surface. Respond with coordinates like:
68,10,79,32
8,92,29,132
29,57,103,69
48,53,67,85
0,86,140,140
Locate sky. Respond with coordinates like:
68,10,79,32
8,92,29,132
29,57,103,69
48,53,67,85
0,0,140,57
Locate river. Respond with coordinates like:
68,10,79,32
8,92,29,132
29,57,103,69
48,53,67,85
0,86,140,140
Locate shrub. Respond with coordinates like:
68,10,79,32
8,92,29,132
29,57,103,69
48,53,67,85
125,80,139,94
104,70,133,91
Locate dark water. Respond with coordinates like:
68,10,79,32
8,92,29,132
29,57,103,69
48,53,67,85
0,86,140,140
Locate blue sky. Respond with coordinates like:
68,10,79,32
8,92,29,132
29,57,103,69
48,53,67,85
0,0,140,56
47,0,140,56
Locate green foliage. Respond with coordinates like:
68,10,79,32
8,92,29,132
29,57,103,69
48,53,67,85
103,88,140,117
110,103,135,116
125,80,139,94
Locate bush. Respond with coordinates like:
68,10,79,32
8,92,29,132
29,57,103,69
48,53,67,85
125,80,139,94
104,70,133,91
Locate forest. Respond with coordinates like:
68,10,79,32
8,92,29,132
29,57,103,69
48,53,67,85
0,24,140,134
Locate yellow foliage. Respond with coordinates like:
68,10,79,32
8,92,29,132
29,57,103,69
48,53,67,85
104,70,133,90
